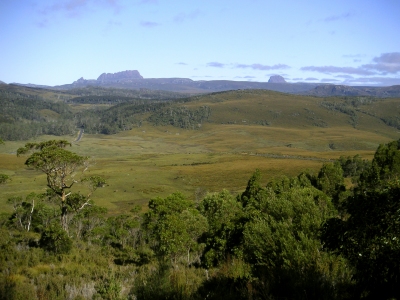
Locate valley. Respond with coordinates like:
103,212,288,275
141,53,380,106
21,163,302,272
0,85,398,214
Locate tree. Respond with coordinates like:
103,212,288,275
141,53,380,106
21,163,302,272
322,139,400,299
316,162,345,198
6,193,46,232
358,139,400,191
144,192,208,265
337,154,370,179
17,140,104,232
242,174,344,299
199,190,243,268
69,204,108,241
314,162,349,212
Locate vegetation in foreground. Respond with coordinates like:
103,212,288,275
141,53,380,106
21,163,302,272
0,138,399,299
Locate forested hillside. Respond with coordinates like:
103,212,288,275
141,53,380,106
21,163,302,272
0,85,188,139
0,139,399,299
0,86,75,140
0,85,399,142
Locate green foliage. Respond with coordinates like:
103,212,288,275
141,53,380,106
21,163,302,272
322,139,400,299
0,174,9,185
239,169,263,208
6,193,45,232
230,170,350,299
381,115,400,130
199,190,243,267
316,162,345,197
0,274,37,300
337,154,370,178
106,214,140,249
319,96,378,128
0,89,74,140
242,184,339,298
314,162,350,211
358,139,400,190
145,192,208,264
148,105,211,129
0,85,187,139
40,224,72,254
94,273,123,300
322,182,400,298
0,137,10,186
69,204,108,242
132,263,206,300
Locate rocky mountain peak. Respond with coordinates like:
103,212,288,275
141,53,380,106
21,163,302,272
97,70,143,82
268,75,286,83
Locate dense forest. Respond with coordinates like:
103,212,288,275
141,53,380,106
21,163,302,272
0,138,399,299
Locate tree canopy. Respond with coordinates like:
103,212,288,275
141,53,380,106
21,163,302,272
322,139,400,299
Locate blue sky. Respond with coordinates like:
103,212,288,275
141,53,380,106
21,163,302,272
1,0,399,86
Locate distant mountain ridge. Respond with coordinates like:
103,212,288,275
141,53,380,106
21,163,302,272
54,70,322,94
8,70,400,97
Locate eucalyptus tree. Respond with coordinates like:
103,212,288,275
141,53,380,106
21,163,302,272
17,140,105,232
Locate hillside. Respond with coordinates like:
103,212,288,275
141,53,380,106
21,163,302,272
0,84,189,139
142,89,399,151
1,84,399,146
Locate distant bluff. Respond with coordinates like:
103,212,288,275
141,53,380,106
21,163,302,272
268,75,286,83
97,70,143,82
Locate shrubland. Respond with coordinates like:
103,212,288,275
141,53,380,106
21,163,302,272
0,137,399,299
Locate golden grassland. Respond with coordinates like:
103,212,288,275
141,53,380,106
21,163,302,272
1,90,399,215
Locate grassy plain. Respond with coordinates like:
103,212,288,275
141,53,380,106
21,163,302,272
1,89,399,214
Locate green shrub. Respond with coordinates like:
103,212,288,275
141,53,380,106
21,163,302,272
40,224,72,254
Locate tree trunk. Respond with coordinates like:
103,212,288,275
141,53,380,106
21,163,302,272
61,203,69,233
26,199,34,232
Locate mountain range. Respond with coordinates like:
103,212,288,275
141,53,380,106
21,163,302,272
8,70,400,97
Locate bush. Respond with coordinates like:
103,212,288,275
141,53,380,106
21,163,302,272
40,225,72,254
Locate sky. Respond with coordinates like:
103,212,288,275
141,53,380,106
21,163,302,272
1,0,400,86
